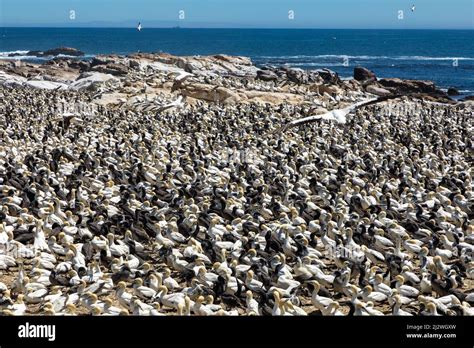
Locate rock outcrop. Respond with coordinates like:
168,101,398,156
365,84,392,96
316,69,341,85
354,67,377,84
131,53,259,78
181,83,241,104
92,63,129,76
0,49,462,108
447,87,460,96
12,47,86,57
257,69,279,82
257,66,333,85
379,78,437,94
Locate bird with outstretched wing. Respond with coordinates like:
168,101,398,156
275,94,424,133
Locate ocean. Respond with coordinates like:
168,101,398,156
1,28,473,95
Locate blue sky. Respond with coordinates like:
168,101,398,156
0,0,473,29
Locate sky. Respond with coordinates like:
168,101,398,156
0,0,473,29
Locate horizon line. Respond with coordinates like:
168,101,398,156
1,26,473,30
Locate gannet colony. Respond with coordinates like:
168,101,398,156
0,51,472,316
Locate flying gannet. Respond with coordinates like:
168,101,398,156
276,94,425,133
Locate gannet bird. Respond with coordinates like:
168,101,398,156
175,71,193,84
133,278,157,301
321,302,344,316
276,274,301,292
308,280,333,311
25,287,48,304
0,254,16,270
191,296,219,316
277,93,440,132
245,270,264,292
354,302,371,316
33,219,49,251
395,275,419,298
80,293,103,311
137,22,142,31
302,260,335,287
422,302,441,316
392,295,413,316
150,303,166,316
460,302,474,316
361,285,388,303
400,266,420,285
116,282,133,310
0,223,9,245
9,294,27,315
364,302,384,316
372,274,393,297
0,282,8,293
156,96,186,113
154,286,186,310
411,5,416,12
277,97,383,131
390,290,414,306
271,291,284,316
283,301,307,316
0,289,13,309
245,290,261,315
162,268,180,291
131,298,154,315
63,304,77,316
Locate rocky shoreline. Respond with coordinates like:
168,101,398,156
0,47,471,107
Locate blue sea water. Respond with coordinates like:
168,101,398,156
1,28,473,94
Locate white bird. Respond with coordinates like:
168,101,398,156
308,281,333,311
401,266,420,285
116,282,133,310
279,98,379,131
137,22,142,31
321,302,344,316
9,294,27,315
0,254,16,270
411,5,416,12
156,96,185,113
175,71,193,83
245,290,261,315
155,286,186,309
162,268,180,291
364,302,384,316
192,296,216,316
372,274,393,297
283,301,307,316
361,285,388,303
392,295,413,316
133,279,156,301
102,298,122,315
25,288,48,304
